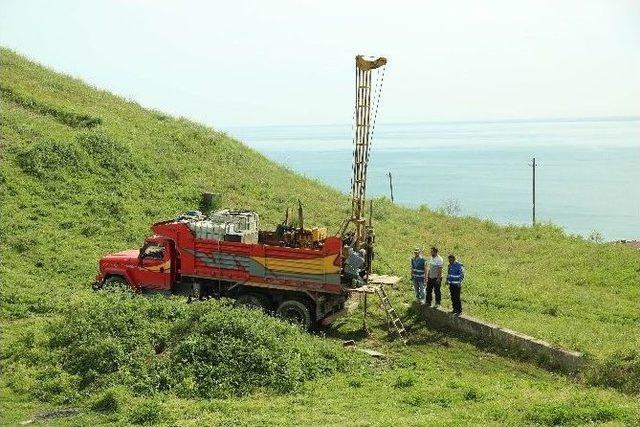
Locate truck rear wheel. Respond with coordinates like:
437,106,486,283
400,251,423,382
276,300,312,330
235,293,269,312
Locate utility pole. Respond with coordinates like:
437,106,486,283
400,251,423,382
387,171,394,202
531,157,536,226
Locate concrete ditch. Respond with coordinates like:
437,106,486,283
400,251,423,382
413,303,585,374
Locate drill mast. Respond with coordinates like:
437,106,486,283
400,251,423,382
343,55,387,274
349,56,386,239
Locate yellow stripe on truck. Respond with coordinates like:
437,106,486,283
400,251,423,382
251,254,340,275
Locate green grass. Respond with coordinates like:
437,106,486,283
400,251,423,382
1,47,639,425
1,292,358,404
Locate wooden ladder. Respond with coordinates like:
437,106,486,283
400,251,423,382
375,285,408,344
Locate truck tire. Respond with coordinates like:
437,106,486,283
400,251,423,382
101,276,130,292
276,300,312,330
235,293,269,312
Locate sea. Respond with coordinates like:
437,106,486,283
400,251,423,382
226,118,640,241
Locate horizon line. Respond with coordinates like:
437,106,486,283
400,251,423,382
223,115,640,129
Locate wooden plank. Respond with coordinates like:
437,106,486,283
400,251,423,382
368,274,401,286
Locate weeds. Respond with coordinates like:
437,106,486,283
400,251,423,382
585,350,640,394
90,387,123,413
525,399,623,426
128,400,164,425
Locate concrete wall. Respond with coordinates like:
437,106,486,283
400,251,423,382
413,303,584,374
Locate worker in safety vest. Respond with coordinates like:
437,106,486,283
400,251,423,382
446,254,465,315
410,248,426,303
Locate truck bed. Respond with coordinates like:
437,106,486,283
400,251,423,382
152,221,344,294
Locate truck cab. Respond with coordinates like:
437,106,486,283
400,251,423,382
95,236,176,292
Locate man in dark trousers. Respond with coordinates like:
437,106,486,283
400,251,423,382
410,248,426,304
426,247,443,307
446,254,465,315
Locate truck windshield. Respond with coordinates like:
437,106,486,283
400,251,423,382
141,243,164,259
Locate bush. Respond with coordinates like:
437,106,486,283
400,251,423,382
91,387,123,413
77,132,146,176
401,393,425,407
393,374,416,389
40,293,358,399
16,140,89,180
128,400,164,425
168,301,358,397
32,366,79,403
463,387,480,401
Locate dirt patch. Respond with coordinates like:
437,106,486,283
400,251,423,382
20,408,80,425
35,408,80,421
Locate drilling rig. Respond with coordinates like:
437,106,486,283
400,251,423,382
341,55,387,279
93,54,395,333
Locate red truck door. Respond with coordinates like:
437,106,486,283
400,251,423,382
135,239,174,290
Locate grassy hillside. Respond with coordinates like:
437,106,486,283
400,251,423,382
1,48,639,425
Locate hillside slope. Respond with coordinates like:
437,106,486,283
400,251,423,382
2,48,638,357
1,48,639,425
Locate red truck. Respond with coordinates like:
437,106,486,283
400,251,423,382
94,209,355,330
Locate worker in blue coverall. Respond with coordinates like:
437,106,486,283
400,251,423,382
343,244,365,287
446,254,465,315
410,248,426,303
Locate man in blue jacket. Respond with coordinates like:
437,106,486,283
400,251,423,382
446,254,465,315
410,248,426,304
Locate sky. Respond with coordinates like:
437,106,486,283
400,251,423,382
1,0,639,127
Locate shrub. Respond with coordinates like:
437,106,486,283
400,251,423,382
401,393,425,407
541,305,559,317
77,132,145,176
128,400,164,425
393,374,416,389
15,139,89,179
463,387,480,401
91,387,123,413
429,394,453,408
168,303,357,397
32,366,79,403
83,192,126,220
348,378,363,388
41,293,358,399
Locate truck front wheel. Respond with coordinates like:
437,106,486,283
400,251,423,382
276,300,312,330
235,293,269,312
101,276,130,292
